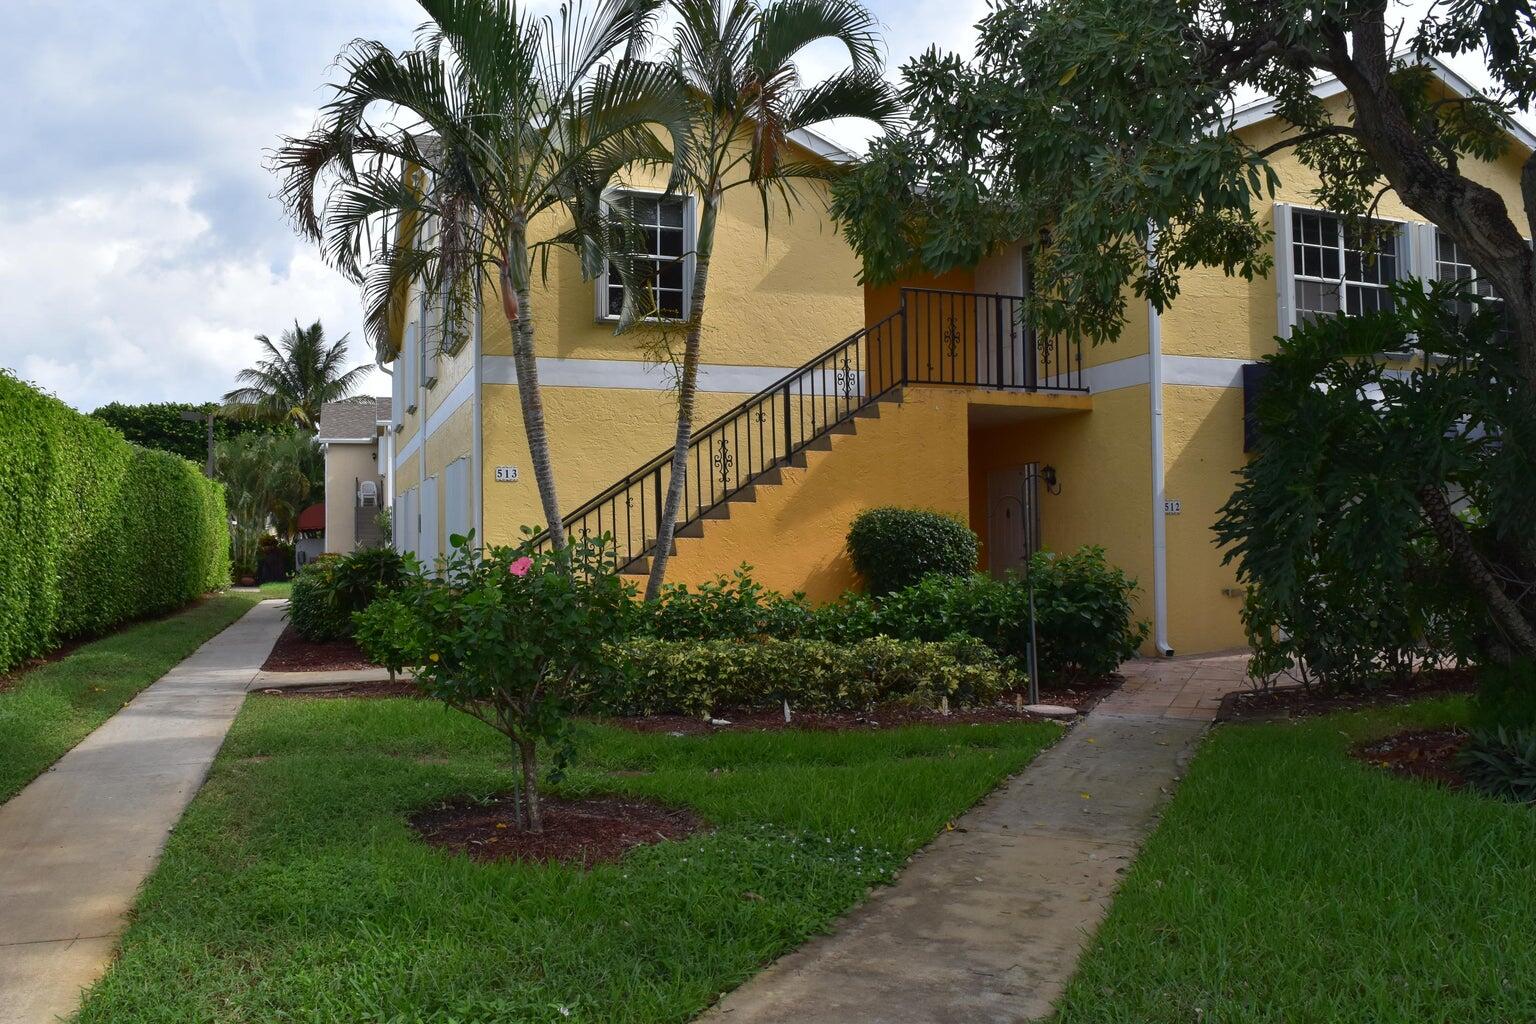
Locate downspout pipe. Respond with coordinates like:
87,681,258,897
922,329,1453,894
1147,227,1175,657
471,282,485,546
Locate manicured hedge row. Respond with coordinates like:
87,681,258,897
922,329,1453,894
594,636,1015,717
0,370,230,671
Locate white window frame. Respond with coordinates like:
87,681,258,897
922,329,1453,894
594,188,696,324
1274,203,1418,338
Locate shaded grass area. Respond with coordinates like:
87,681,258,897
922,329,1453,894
257,580,292,600
0,592,263,801
1056,696,1536,1024
78,697,1059,1023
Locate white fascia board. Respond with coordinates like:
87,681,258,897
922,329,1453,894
316,437,375,444
788,126,860,164
1225,54,1536,153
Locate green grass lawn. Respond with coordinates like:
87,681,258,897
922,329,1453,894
76,696,1059,1023
0,591,265,802
1055,696,1536,1024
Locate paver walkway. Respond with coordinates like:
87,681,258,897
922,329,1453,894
701,652,1250,1024
0,600,286,1024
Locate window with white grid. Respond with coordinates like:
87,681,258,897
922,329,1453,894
1435,233,1500,301
1290,209,1401,323
600,192,690,321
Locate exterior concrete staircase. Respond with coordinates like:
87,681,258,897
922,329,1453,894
534,287,1085,575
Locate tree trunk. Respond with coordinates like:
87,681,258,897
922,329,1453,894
516,735,542,834
645,192,720,600
502,221,567,551
1417,484,1536,662
1328,20,1536,393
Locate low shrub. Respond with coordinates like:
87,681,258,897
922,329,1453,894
287,546,411,641
833,548,1145,677
596,635,1015,717
1458,727,1536,803
355,532,633,832
1472,658,1536,732
288,556,347,641
643,566,814,640
846,507,979,594
632,548,1147,681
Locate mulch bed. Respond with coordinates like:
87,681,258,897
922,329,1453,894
1218,668,1477,722
260,624,378,673
1351,725,1470,790
256,680,420,700
410,794,706,866
608,679,1118,735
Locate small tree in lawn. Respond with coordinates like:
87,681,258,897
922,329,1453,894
355,532,632,832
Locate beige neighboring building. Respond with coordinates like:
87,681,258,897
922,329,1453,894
318,397,394,553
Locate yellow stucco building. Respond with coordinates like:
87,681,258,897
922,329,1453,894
386,61,1533,657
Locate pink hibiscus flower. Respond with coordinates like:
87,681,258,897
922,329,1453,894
507,556,533,577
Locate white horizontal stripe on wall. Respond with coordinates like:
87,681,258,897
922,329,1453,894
481,355,800,393
1083,353,1254,394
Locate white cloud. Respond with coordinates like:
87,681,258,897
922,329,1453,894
0,177,383,411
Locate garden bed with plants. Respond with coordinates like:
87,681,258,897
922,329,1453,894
1218,667,1478,722
260,623,378,672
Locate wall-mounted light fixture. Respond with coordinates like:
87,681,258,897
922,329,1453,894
1040,464,1061,495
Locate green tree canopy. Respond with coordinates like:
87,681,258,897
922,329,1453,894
90,402,283,463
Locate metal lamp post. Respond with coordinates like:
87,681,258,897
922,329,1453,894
180,408,216,478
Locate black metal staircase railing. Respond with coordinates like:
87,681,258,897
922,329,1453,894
535,289,1085,568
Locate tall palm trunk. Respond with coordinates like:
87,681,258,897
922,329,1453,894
502,221,567,551
645,191,720,599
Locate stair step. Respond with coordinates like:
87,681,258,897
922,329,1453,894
702,504,730,521
827,419,857,435
854,403,882,419
677,521,706,539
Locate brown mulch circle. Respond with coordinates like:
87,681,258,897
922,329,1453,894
1217,668,1477,722
410,794,706,866
1351,725,1470,790
261,624,378,672
257,679,421,700
606,679,1119,735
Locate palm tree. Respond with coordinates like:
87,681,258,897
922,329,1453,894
223,320,372,429
641,0,901,599
270,0,690,553
216,429,320,574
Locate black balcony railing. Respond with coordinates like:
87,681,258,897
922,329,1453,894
536,290,1084,568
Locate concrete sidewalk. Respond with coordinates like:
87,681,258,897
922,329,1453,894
0,600,285,1024
701,656,1242,1024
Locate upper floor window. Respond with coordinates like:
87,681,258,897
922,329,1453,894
1290,209,1400,322
1436,233,1500,301
599,192,692,321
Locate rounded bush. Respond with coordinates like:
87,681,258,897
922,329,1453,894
287,547,411,642
846,507,979,595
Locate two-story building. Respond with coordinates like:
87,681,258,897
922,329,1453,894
386,59,1533,656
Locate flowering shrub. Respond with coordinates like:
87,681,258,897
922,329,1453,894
354,531,632,832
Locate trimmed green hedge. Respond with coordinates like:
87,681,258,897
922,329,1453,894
595,635,1015,717
846,506,980,594
0,370,231,671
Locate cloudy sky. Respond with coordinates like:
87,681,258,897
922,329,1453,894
0,0,1516,411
